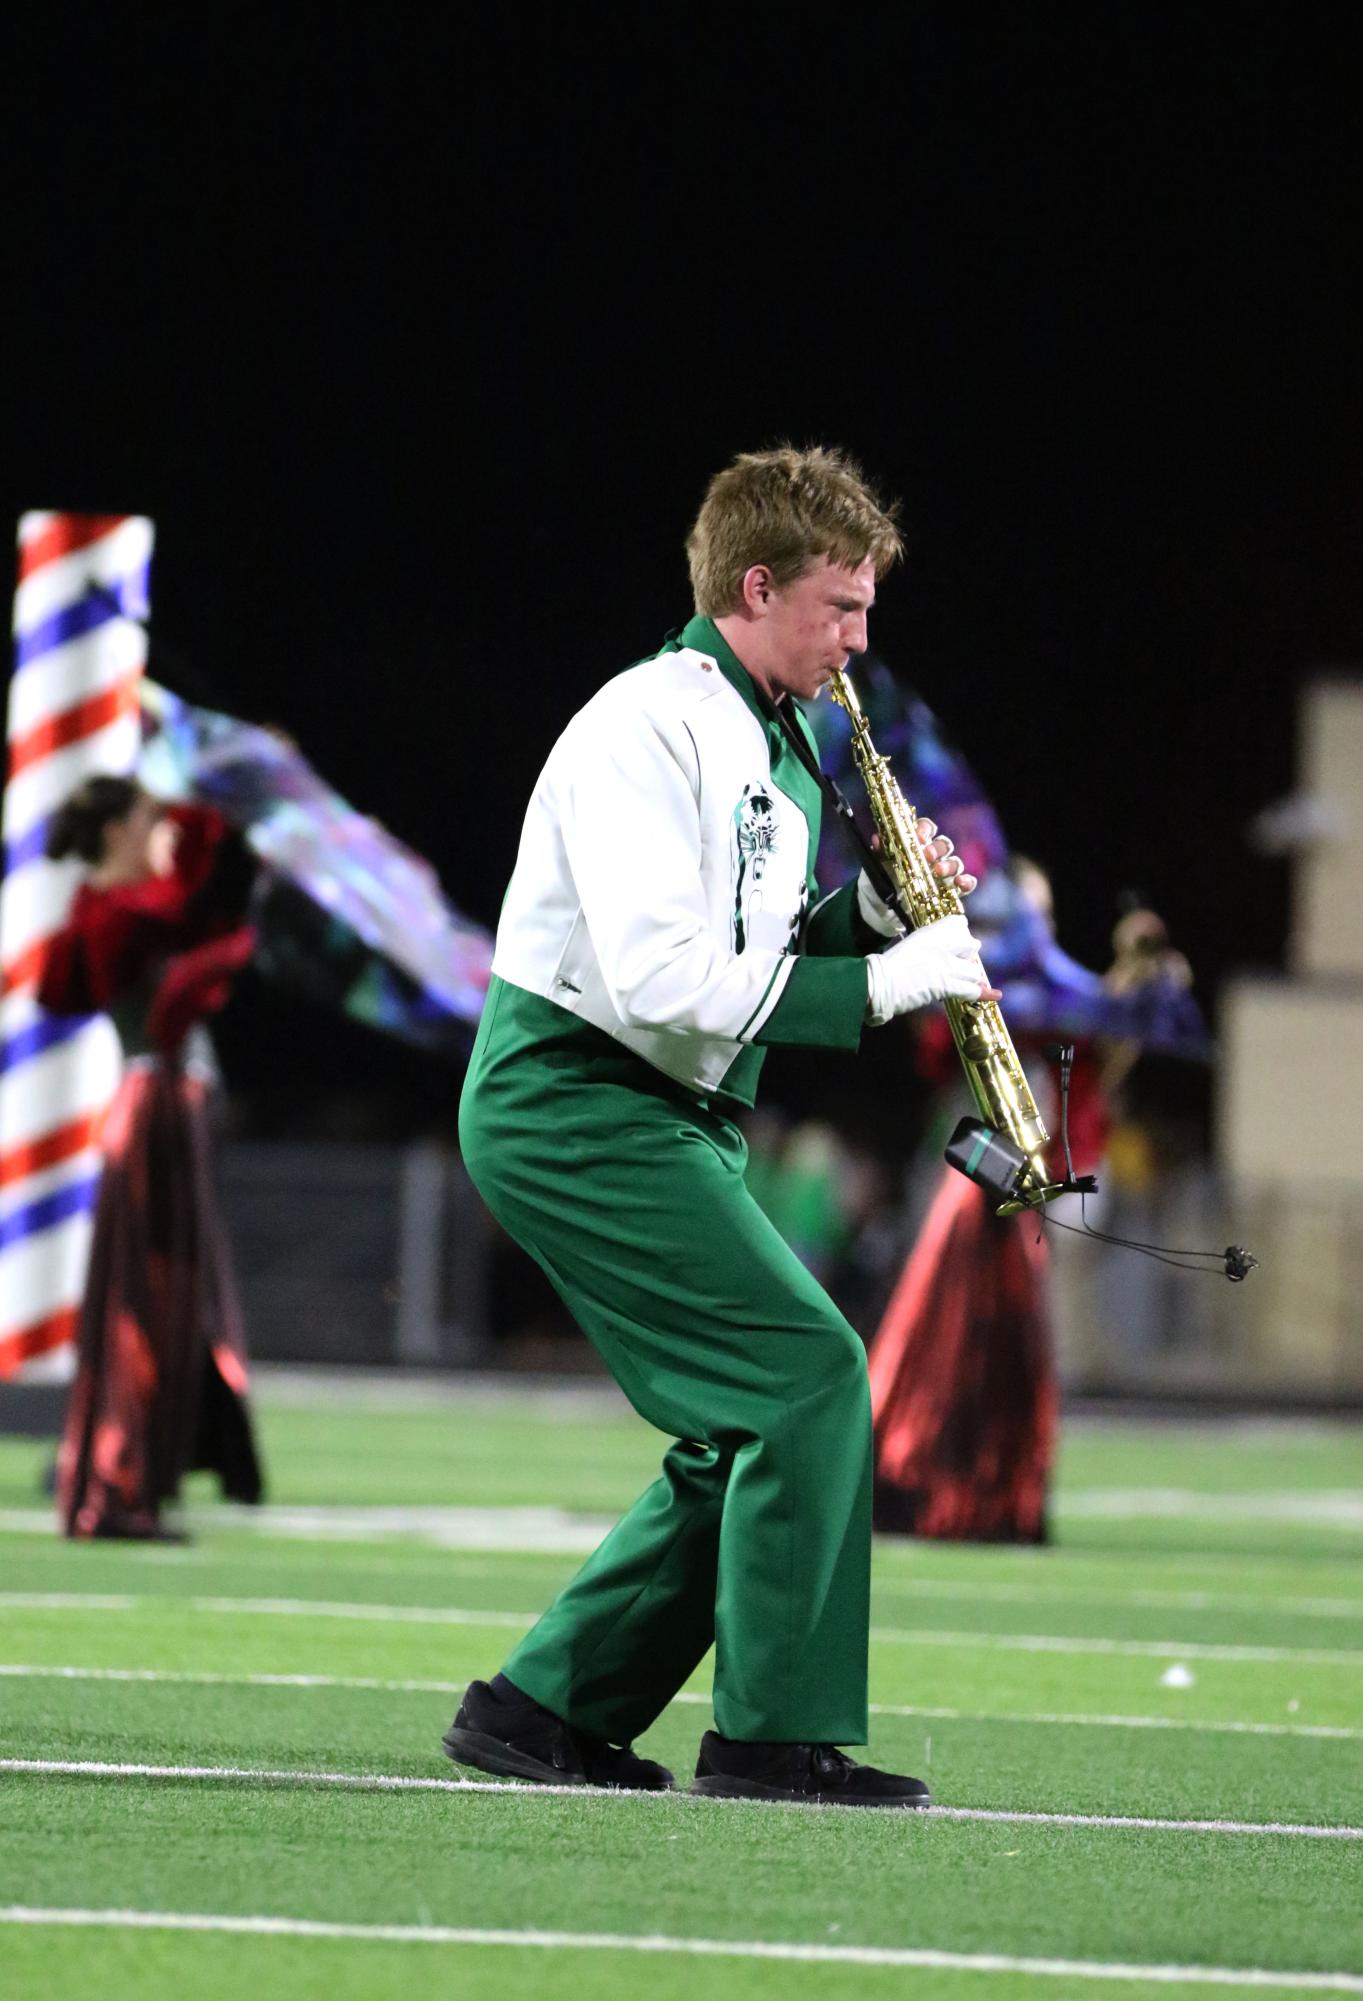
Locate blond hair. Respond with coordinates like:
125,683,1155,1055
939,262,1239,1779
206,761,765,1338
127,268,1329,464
685,445,903,617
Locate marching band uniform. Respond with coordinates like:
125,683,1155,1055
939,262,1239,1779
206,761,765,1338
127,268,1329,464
458,616,884,1748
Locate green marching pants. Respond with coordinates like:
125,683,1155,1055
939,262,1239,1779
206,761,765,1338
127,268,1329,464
458,979,872,1746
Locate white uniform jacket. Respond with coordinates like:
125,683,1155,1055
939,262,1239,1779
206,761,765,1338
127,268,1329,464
492,617,870,1099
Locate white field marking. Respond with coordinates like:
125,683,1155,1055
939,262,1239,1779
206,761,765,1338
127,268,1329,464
866,1628,1363,1667
6,1489,1363,1546
251,1363,632,1412
872,1578,1363,1621
3,1910,1363,1993
1056,1490,1363,1527
16,1505,1357,1610
5,1508,1361,1623
0,1593,532,1628
6,1592,1363,1665
0,1593,140,1611
250,1370,1358,1443
850,1704,1363,1744
2,1760,1360,1841
0,1505,616,1553
3,1664,1361,1744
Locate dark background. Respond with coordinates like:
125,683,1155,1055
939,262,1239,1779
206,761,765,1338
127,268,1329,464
8,13,1361,1131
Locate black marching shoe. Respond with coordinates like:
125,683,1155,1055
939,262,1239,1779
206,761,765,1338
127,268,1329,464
442,1676,673,1792
691,1731,931,1809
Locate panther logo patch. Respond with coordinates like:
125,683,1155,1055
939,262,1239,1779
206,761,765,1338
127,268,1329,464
732,785,777,953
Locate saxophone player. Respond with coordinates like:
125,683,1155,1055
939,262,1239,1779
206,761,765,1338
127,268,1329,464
444,446,991,1808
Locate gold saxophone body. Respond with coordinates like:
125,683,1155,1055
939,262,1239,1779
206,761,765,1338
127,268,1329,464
828,666,1061,1213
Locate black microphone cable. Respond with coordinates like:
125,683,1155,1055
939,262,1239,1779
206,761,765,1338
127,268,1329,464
1032,1044,1257,1282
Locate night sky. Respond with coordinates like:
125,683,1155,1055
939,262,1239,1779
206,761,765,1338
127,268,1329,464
9,15,1362,1129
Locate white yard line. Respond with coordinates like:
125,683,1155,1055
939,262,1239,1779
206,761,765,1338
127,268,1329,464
5,1591,1360,1665
7,1501,1361,1618
1055,1490,1363,1527
252,1365,631,1412
0,1663,477,1692
1,1592,143,1610
4,1490,1361,1542
2,1759,1359,1841
249,1372,1348,1432
867,1629,1363,1667
1,1663,1358,1743
0,1505,616,1554
1,1907,1362,1991
873,1578,1363,1620
9,1503,1362,1618
0,1593,533,1628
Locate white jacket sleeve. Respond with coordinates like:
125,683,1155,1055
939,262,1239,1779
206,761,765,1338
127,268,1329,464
559,711,795,1040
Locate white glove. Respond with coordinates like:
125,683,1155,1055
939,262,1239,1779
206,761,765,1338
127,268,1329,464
856,868,907,939
864,914,987,1026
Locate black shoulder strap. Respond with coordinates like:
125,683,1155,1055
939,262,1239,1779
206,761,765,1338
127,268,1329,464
762,692,909,924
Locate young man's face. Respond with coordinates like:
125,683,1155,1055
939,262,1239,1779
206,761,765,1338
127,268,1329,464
761,555,876,702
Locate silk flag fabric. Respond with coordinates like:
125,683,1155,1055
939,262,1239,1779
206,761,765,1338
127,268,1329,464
805,660,1211,1058
137,683,492,1051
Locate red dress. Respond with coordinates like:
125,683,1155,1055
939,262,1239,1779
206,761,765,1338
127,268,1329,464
869,1172,1057,1540
868,1026,1109,1543
38,808,263,1538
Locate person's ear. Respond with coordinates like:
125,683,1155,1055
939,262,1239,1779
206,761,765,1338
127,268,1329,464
740,565,775,614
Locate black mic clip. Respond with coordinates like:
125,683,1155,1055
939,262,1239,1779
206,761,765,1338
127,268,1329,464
1223,1245,1258,1283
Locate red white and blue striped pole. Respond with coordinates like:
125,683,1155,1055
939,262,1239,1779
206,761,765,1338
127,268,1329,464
0,513,154,1379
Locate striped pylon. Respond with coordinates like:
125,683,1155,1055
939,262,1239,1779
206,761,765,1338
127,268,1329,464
0,513,154,1378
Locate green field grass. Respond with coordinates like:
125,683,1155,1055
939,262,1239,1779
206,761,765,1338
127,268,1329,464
1,1378,1360,1999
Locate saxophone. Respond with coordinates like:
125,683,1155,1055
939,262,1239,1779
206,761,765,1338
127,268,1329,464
828,666,1061,1213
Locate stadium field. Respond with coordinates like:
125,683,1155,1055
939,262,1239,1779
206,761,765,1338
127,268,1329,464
1,1374,1360,1999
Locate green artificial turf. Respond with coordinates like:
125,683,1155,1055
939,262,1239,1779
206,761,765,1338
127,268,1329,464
1,1384,1360,2000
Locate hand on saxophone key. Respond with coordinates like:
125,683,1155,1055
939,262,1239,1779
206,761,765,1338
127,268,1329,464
913,818,978,895
857,823,977,938
865,914,1001,1026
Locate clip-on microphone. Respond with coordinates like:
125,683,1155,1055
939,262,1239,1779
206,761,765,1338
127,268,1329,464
944,1044,1258,1282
